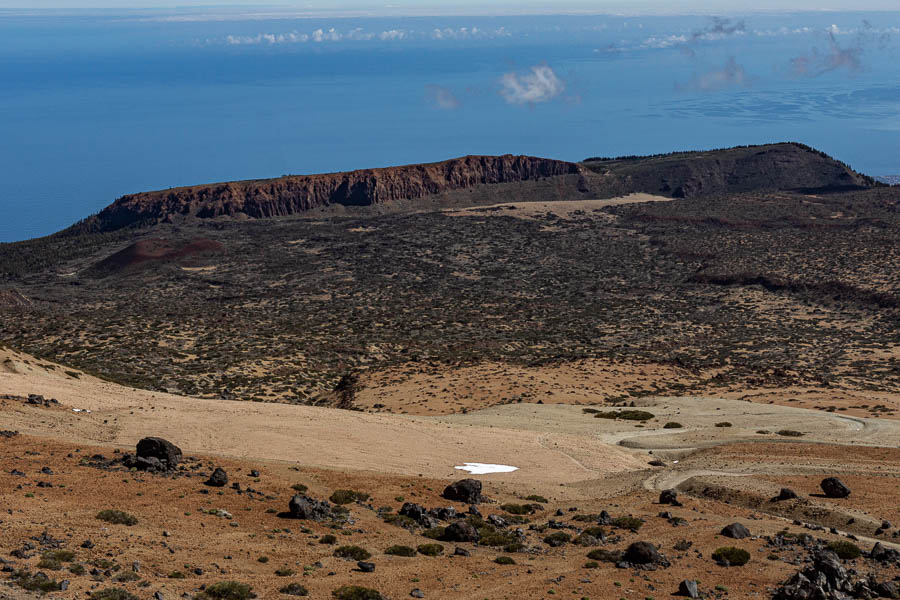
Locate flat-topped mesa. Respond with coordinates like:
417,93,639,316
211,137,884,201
93,155,581,231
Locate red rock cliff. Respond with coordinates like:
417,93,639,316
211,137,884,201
94,155,581,230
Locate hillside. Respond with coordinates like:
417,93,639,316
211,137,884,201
67,142,873,235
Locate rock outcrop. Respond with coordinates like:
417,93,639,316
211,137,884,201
90,155,581,231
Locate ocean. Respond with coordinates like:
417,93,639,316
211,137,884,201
2,8,900,241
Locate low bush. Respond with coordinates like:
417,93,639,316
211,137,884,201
279,583,309,596
500,503,533,515
275,567,295,577
594,410,654,421
777,430,805,437
494,556,516,565
525,494,549,503
68,563,86,576
663,422,683,429
417,543,444,556
827,541,861,560
334,546,371,561
196,581,256,600
329,490,370,505
586,548,622,563
385,545,416,557
43,549,76,562
96,510,138,526
715,422,733,428
91,589,139,600
712,546,750,566
421,526,446,540
11,570,62,593
331,586,384,600
543,531,571,546
611,516,644,532
290,483,308,493
36,557,62,570
319,534,337,545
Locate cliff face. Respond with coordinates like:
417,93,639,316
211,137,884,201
93,155,581,231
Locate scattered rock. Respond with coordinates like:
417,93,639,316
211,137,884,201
622,541,666,567
721,523,751,539
820,477,851,499
206,467,228,487
288,495,334,521
410,589,425,598
357,561,375,572
442,479,483,504
454,547,471,557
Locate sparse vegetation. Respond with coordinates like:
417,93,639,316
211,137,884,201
331,586,384,600
827,541,861,559
96,509,138,525
417,543,444,556
385,545,416,557
90,589,139,600
333,546,372,561
494,556,516,565
594,410,654,421
329,489,370,505
712,546,750,566
196,581,256,600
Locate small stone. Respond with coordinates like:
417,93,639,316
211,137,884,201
357,561,375,572
678,580,700,598
206,467,228,487
410,589,425,598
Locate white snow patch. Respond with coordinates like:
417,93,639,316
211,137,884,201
72,408,91,413
454,463,518,474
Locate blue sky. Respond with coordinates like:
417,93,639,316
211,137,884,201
6,1,900,13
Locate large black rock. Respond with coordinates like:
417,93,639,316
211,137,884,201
135,437,182,469
623,541,662,565
443,521,480,543
206,467,228,487
288,495,333,521
721,522,751,539
442,479,483,504
820,477,851,498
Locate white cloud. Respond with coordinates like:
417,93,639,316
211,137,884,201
680,57,750,92
311,27,341,42
379,29,407,40
499,64,565,105
425,84,461,110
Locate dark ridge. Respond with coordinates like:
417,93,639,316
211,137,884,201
690,273,899,310
582,142,875,199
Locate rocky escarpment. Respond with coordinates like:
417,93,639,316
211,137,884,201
87,155,581,232
583,142,876,199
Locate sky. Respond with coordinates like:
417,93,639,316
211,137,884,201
6,1,900,13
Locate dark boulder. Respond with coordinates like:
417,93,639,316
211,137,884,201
399,503,438,528
357,561,375,573
820,477,851,498
288,495,333,521
623,541,662,565
721,523,751,539
659,489,681,506
135,437,182,469
876,581,900,599
442,479,482,504
677,580,700,598
443,521,479,543
206,467,228,487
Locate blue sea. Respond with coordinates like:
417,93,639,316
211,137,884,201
3,8,900,241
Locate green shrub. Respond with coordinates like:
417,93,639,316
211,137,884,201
715,422,733,428
586,548,622,563
91,589,139,600
583,561,599,569
96,509,138,526
712,546,750,566
334,546,371,561
331,586,384,600
501,503,533,515
69,563,86,576
504,542,526,553
279,583,309,596
611,516,643,532
543,531,571,546
319,534,337,545
417,543,444,556
582,526,606,538
275,567,295,577
582,408,600,414
827,541,861,559
43,549,76,562
572,514,601,522
11,570,63,593
168,571,186,579
383,514,417,529
291,483,308,493
257,556,269,563
37,557,62,570
385,545,416,557
494,556,516,565
196,581,256,600
777,430,805,437
478,528,517,547
525,494,549,503
663,422,683,429
421,526,446,540
329,490,370,505
594,410,654,421
113,571,140,582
